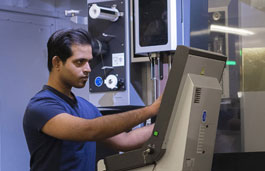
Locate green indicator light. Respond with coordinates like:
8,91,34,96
154,131,159,136
226,61,236,66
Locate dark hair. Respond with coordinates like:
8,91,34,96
47,28,92,72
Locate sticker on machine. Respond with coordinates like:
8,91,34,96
112,53,125,67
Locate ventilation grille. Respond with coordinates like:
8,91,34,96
194,88,202,103
197,124,206,154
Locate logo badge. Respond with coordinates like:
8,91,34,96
202,110,207,123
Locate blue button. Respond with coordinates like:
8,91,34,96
95,76,103,87
202,111,207,122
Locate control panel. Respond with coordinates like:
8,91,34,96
88,0,126,93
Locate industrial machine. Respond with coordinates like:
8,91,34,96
87,0,208,108
97,46,227,171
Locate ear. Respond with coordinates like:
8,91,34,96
52,56,62,71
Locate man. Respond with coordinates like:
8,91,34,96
23,28,161,171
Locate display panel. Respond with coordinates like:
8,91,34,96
139,0,168,47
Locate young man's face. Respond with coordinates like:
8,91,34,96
59,44,93,88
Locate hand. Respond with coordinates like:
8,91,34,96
149,93,163,116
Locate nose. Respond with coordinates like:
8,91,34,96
83,62,91,75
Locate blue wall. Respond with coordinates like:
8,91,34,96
0,0,88,170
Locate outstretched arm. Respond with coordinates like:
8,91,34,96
41,95,161,142
103,124,154,151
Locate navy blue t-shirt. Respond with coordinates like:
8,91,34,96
23,85,102,171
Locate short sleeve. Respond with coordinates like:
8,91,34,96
24,97,66,132
76,96,103,119
89,103,102,118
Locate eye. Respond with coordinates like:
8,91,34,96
75,59,85,67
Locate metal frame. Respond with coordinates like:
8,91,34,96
134,0,180,54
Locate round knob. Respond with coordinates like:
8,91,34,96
104,74,118,89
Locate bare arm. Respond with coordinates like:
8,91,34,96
103,124,154,151
42,97,160,141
